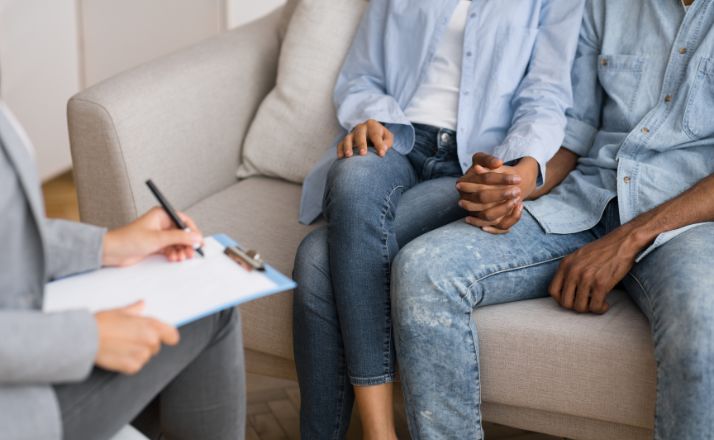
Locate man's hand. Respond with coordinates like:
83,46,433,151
457,154,539,233
94,301,180,375
548,225,643,314
338,119,394,159
102,208,204,267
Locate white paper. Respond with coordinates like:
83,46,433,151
44,238,281,326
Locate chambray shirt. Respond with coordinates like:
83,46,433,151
299,0,586,224
525,0,714,260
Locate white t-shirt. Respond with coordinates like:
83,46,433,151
403,1,470,131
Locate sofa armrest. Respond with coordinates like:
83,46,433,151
68,9,283,228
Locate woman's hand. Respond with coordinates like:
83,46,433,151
102,207,204,267
338,119,394,159
94,301,180,375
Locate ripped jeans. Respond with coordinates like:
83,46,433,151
292,124,466,439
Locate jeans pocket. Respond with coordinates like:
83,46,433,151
683,57,714,140
598,54,646,127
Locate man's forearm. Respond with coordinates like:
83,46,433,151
622,173,714,252
528,148,579,200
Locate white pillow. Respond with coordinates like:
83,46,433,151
238,0,368,184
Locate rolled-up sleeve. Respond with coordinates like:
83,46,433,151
493,0,586,185
333,0,414,155
562,0,603,157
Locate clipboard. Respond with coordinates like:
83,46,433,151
43,234,296,327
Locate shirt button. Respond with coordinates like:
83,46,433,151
664,95,672,103
463,91,470,96
470,13,476,18
466,51,473,57
623,176,631,184
679,47,688,55
641,127,650,134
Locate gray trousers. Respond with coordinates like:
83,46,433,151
54,309,245,440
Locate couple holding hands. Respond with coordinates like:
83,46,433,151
2,0,712,439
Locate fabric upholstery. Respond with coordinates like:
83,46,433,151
185,177,322,360
69,9,284,229
237,0,368,184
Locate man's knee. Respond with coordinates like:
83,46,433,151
391,235,472,329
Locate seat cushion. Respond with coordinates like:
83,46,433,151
476,290,656,431
186,177,322,359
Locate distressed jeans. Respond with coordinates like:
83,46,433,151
392,201,714,439
293,124,466,439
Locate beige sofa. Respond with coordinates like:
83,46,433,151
68,6,657,439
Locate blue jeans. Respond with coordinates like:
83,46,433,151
293,124,466,438
392,202,714,439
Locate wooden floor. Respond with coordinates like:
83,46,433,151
44,172,562,440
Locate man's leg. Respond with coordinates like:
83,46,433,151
293,175,464,439
391,214,595,439
54,309,244,440
623,224,714,440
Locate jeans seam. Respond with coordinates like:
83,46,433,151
379,184,406,378
627,271,664,439
464,255,566,306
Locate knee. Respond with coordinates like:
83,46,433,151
391,237,466,331
324,153,394,214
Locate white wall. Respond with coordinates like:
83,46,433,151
0,0,280,181
0,0,81,180
226,0,285,28
79,0,225,87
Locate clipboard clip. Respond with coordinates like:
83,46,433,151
224,245,266,272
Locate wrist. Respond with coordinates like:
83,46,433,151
101,230,119,267
617,217,660,257
514,157,539,193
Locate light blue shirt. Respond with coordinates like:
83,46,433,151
526,0,714,260
299,0,586,224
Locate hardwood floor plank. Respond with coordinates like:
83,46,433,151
250,413,288,440
267,400,300,440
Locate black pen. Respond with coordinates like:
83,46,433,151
146,179,205,257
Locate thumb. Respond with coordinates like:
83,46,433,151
155,229,203,250
121,300,146,316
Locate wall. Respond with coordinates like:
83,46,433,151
0,0,82,180
0,0,278,181
226,0,286,28
79,0,225,87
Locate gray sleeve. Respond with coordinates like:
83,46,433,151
43,219,106,280
0,310,98,385
0,385,62,440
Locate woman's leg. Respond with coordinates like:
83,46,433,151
294,153,465,438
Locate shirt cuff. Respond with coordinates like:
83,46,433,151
492,144,547,189
563,117,598,157
384,123,415,155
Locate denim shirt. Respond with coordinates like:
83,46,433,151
525,0,714,260
299,0,585,224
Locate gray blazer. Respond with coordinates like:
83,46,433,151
0,102,107,440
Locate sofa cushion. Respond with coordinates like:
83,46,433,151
476,290,656,432
185,177,322,359
237,0,368,184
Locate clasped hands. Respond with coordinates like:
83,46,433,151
457,153,539,234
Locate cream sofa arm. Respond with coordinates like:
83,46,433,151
68,9,283,228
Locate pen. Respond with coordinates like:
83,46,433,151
145,179,205,257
